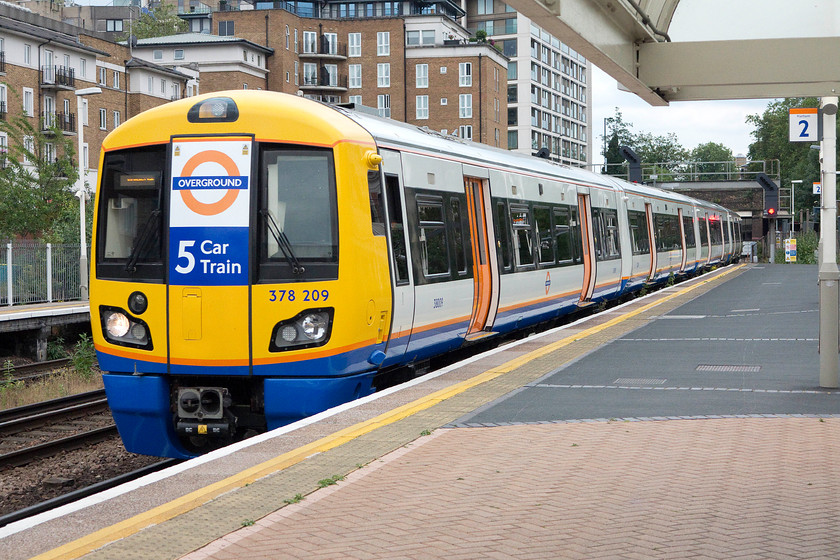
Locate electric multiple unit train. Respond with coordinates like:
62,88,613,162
90,90,742,458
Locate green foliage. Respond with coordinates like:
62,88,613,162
475,29,487,42
0,87,80,242
127,4,188,40
747,98,823,215
690,142,735,181
47,337,67,360
317,475,344,488
283,494,304,504
775,231,818,264
70,333,97,381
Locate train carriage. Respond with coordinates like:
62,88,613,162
90,91,741,458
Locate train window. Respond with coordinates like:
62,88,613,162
698,216,709,248
510,204,534,268
682,216,696,248
628,210,650,255
709,217,724,245
416,196,449,277
654,214,680,251
553,206,574,264
450,197,468,275
259,146,338,281
495,200,512,271
534,206,553,265
96,145,166,281
384,174,409,285
368,169,386,236
594,208,620,261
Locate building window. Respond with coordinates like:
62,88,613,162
218,20,234,36
459,94,472,118
79,58,86,78
459,62,472,87
106,19,123,32
294,61,299,85
285,25,290,49
99,108,107,130
422,30,434,44
324,33,338,54
113,110,121,128
416,64,428,88
294,29,298,52
153,50,163,60
303,31,317,54
377,63,390,87
406,31,419,46
349,64,362,88
113,71,119,89
161,79,167,94
23,44,30,66
304,62,317,85
324,64,338,86
416,95,428,120
148,76,153,92
22,88,33,117
99,67,107,85
458,125,473,141
348,95,362,105
477,0,492,14
377,94,390,118
174,49,185,60
348,32,361,57
377,32,390,56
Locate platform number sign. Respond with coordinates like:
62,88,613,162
169,137,252,286
789,108,819,142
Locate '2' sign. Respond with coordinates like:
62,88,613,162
789,108,819,142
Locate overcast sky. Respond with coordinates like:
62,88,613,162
590,0,840,163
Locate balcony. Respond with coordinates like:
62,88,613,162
299,74,348,92
299,40,348,60
41,112,76,135
41,66,76,90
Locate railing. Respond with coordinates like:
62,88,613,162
40,66,76,88
41,112,76,134
594,159,781,184
1,242,87,306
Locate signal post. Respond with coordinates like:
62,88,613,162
818,98,839,388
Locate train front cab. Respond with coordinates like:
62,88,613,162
91,93,392,458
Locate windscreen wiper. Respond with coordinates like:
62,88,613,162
124,209,161,273
261,209,305,275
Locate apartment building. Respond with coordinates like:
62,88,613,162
0,4,191,190
463,0,592,166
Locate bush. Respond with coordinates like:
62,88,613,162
70,333,97,380
774,231,818,264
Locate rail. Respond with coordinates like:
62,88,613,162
592,159,781,184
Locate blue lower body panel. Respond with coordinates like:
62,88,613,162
263,371,377,429
103,374,193,459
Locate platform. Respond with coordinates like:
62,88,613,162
4,263,840,560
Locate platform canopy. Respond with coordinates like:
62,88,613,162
503,0,840,105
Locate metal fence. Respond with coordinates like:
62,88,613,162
0,241,87,306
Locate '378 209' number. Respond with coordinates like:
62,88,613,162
269,289,329,302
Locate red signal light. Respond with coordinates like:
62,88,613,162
767,208,776,216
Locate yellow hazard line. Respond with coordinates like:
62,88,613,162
34,264,743,560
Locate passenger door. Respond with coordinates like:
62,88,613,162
379,149,415,366
577,192,596,304
464,176,499,338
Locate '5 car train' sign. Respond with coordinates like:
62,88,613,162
169,137,252,286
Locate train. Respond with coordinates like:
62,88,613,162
90,90,742,458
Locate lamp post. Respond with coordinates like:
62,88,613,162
790,179,802,236
75,87,101,301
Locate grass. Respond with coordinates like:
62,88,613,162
0,335,103,410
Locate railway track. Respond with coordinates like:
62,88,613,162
0,390,115,470
1,358,72,384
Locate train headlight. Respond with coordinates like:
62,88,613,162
301,314,327,340
106,312,130,338
100,306,153,350
270,308,334,351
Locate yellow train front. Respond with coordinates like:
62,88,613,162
90,91,391,458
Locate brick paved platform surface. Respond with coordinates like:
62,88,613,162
181,417,840,560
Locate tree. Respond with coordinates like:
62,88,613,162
0,89,80,242
602,108,634,176
128,4,188,40
747,97,826,221
691,141,734,181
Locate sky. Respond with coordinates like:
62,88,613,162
589,0,840,163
